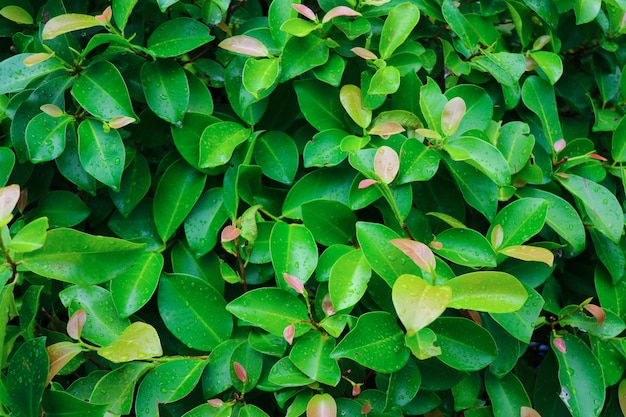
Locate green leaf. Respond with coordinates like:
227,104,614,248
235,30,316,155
111,251,163,318
135,359,207,417
294,80,345,131
484,372,531,416
171,243,225,294
558,304,625,339
22,228,145,285
254,131,298,185
280,35,329,82
472,52,525,87
202,339,241,397
556,174,623,243
184,188,228,257
312,52,346,87
109,153,152,217
226,288,311,337
611,116,626,162
77,119,125,191
0,5,33,24
551,333,605,417
328,249,371,311
392,274,451,336
6,337,48,417
42,390,108,417
368,66,401,95
289,332,341,386
72,60,138,122
429,317,498,371
451,373,481,411
497,122,534,174
595,265,626,320
0,147,15,187
340,84,371,128
243,58,280,99
230,342,263,391
158,273,232,350
25,113,72,162
529,51,563,84
7,217,48,253
270,222,318,289
0,53,65,95
487,197,548,250
419,77,447,134
446,271,528,313
153,158,206,242
141,60,189,125
331,311,409,374
432,228,496,268
385,357,421,410
199,121,250,168
98,322,163,363
490,284,544,343
91,362,152,415
302,200,356,246
56,127,98,194
356,222,423,287
521,76,562,152
41,13,103,40
268,0,298,48
444,84,494,135
304,129,349,168
268,357,315,387
444,136,510,186
379,2,420,60
112,0,138,31
27,190,89,228
396,139,440,184
574,0,601,23
147,17,214,58
171,112,220,172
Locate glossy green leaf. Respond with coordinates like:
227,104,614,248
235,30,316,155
558,304,625,339
472,52,525,87
268,357,315,387
302,200,356,246
484,372,531,416
328,249,371,311
230,342,263,392
490,284,544,343
289,331,340,386
356,222,423,287
201,339,241,396
22,228,145,285
242,57,280,99
551,333,605,417
294,79,345,131
331,311,409,373
110,153,151,217
521,76,562,152
56,126,98,194
446,271,527,313
153,158,206,242
72,60,137,122
0,53,65,95
396,139,440,184
497,122,534,174
340,84,371,128
574,0,601,23
557,174,623,243
171,113,220,172
60,285,130,345
184,188,228,257
186,72,214,115
91,362,152,415
432,228,496,267
111,251,163,318
280,35,329,82
6,337,47,417
0,5,33,24
0,148,14,187
28,190,89,228
98,322,163,363
112,0,138,31
611,116,626,162
77,119,125,191
41,13,102,40
254,131,298,185
368,66,401,95
379,2,420,59
147,17,214,58
385,357,421,410
25,113,72,162
429,317,498,371
304,129,349,168
226,288,311,337
392,274,451,335
595,265,626,321
444,136,510,186
487,197,548,250
7,217,48,253
141,60,189,125
135,359,207,417
199,121,250,168
529,51,563,84
270,222,318,289
158,273,232,350
42,390,108,417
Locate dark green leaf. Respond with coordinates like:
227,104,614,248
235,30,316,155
254,131,298,185
42,390,108,417
484,372,531,416
289,331,341,386
329,248,371,311
109,153,151,217
6,337,47,417
77,119,125,191
25,113,72,162
0,53,65,95
432,228,496,268
184,188,228,257
294,80,345,131
270,222,318,289
302,199,356,246
28,190,89,228
147,18,214,58
111,251,163,318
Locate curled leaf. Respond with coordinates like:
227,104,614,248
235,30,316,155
368,121,405,139
23,53,54,67
283,272,305,294
351,384,361,396
221,225,241,242
292,4,317,21
67,309,87,340
441,96,466,136
583,304,606,327
42,14,103,40
234,361,248,383
358,179,378,189
374,146,399,184
589,153,607,161
219,35,269,57
307,393,337,417
283,324,295,345
553,337,566,354
390,238,436,273
351,47,377,60
322,6,361,23
40,104,64,118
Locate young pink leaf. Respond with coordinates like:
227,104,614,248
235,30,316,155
307,394,337,417
322,6,361,24
360,403,372,415
221,225,241,242
351,47,377,60
589,153,607,161
584,304,606,327
46,342,83,386
368,121,405,139
390,238,436,273
351,384,361,396
23,52,55,67
67,309,87,340
283,272,305,294
373,146,399,184
553,138,566,153
40,104,64,118
521,406,542,417
441,96,466,136
553,337,566,354
233,361,248,383
283,324,295,345
358,179,378,189
292,4,317,21
322,293,335,316
95,6,112,23
0,184,20,224
219,35,269,57
208,398,224,407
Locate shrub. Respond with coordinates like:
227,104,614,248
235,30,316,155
0,0,625,416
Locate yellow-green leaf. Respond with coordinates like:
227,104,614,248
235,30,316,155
0,6,33,24
42,14,104,41
98,322,163,363
499,245,554,266
392,274,451,335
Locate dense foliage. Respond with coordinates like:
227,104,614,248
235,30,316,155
1,0,626,416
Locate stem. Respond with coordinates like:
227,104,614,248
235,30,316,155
233,237,248,292
376,182,406,233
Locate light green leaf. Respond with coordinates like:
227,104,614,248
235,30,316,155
392,274,451,335
0,5,33,24
329,249,371,311
379,2,420,59
112,0,138,31
98,322,163,363
444,136,510,186
487,197,548,250
199,121,250,168
574,0,601,23
242,58,280,99
432,228,496,268
611,116,626,162
7,217,48,253
446,271,528,313
529,51,563,84
270,222,318,290
42,14,103,40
